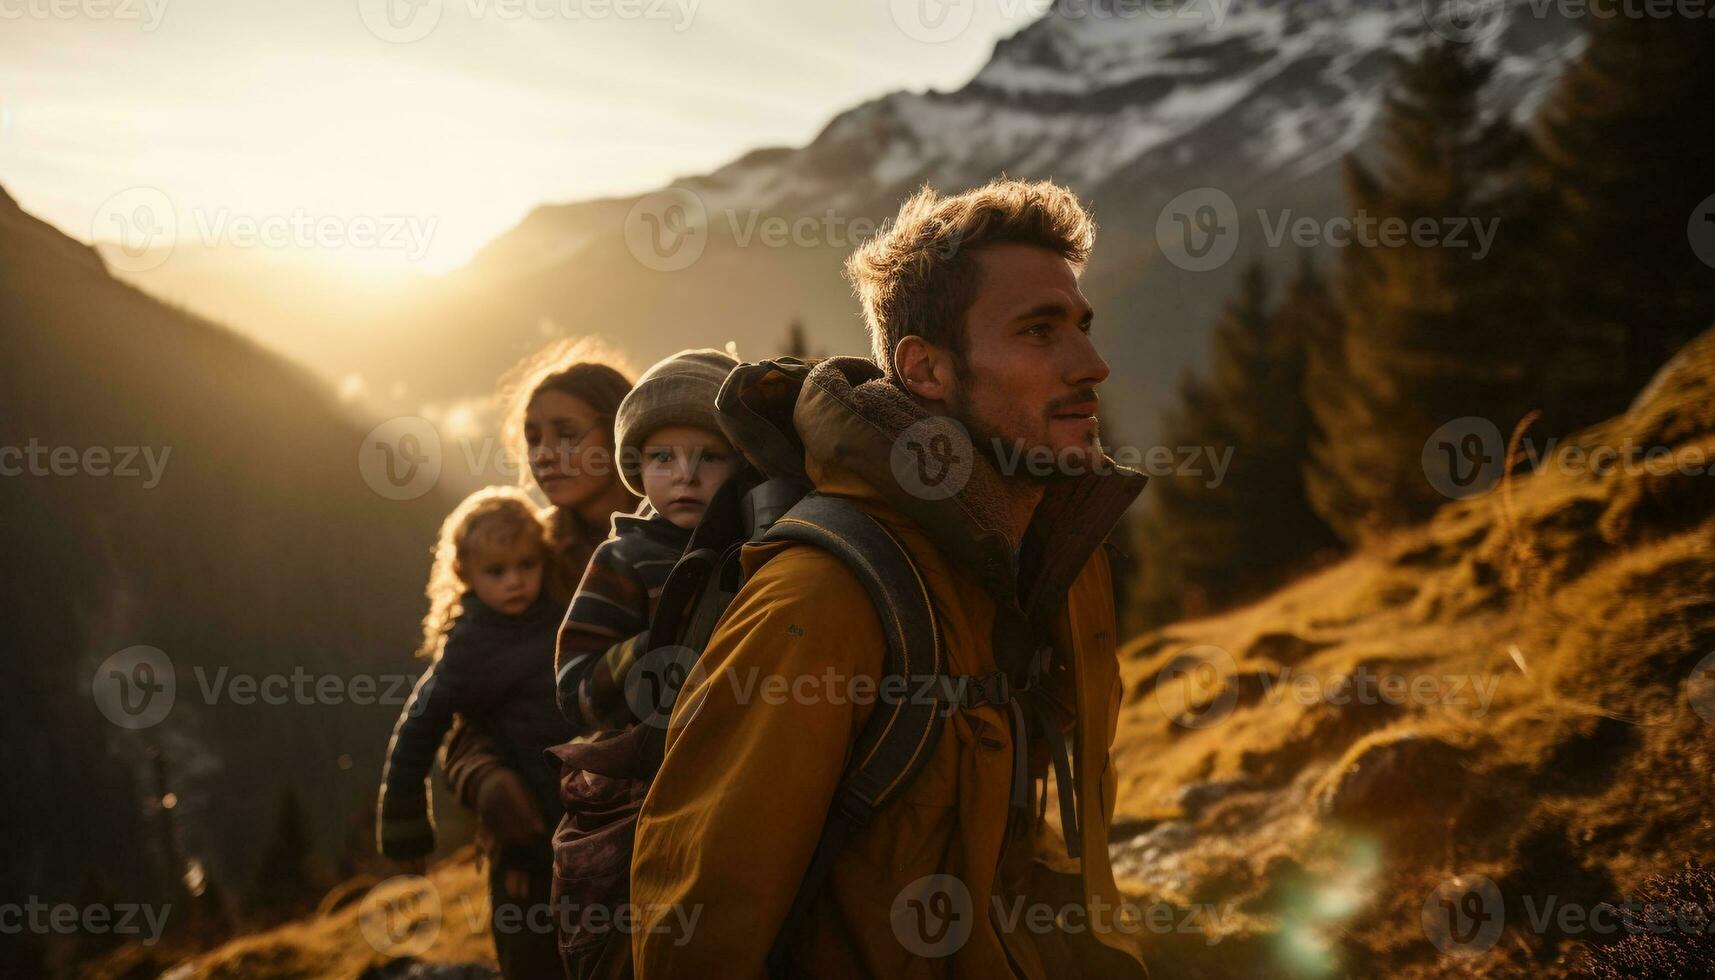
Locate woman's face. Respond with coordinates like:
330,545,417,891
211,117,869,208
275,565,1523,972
524,389,617,511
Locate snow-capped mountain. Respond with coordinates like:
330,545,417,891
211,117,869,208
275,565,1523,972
361,0,1581,443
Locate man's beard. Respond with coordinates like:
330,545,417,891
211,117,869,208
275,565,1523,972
948,382,1105,484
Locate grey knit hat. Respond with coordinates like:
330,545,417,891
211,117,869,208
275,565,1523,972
615,347,740,496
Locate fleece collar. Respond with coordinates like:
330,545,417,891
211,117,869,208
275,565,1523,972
718,356,1145,605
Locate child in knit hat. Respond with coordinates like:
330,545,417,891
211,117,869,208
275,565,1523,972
554,347,741,732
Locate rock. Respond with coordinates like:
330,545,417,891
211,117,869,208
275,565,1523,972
1317,733,1470,822
1174,776,1255,818
1244,631,1335,666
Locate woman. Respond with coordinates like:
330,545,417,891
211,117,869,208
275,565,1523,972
439,338,638,979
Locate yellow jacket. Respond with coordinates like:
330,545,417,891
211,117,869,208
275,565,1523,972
632,358,1147,978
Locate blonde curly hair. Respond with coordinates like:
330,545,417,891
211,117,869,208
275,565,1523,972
417,486,550,660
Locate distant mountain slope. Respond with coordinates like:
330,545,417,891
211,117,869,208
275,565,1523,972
327,0,1579,445
0,184,454,956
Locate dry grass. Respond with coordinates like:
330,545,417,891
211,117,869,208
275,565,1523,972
1108,332,1715,977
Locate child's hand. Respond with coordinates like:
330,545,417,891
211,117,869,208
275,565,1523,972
474,768,547,846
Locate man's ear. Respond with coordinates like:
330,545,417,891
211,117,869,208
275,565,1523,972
894,335,955,403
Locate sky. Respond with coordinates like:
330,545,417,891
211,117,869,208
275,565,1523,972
0,0,1041,271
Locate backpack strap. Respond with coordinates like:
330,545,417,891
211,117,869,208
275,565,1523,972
761,494,946,976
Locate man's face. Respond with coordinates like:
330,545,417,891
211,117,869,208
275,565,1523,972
944,242,1109,478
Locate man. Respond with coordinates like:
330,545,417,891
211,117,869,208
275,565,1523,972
631,179,1149,978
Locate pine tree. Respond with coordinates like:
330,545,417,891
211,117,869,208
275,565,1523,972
1138,262,1338,625
783,316,809,359
1307,37,1538,542
1533,11,1715,407
248,787,322,926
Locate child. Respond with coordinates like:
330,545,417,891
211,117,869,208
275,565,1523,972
376,486,568,869
555,347,741,733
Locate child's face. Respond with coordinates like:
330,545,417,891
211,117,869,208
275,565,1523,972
640,426,740,530
459,534,544,616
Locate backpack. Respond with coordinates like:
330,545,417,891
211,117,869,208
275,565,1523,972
547,471,1017,979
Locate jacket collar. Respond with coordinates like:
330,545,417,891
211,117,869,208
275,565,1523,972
718,356,1145,605
612,498,694,550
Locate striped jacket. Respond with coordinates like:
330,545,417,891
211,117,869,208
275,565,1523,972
554,504,691,732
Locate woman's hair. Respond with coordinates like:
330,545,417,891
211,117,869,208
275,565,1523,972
496,336,636,489
417,485,550,660
494,337,637,593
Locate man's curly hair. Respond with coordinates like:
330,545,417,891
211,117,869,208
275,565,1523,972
845,178,1096,378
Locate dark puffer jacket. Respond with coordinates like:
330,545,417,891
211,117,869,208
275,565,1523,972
377,593,569,860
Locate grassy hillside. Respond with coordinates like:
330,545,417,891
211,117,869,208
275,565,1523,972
1110,327,1715,976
